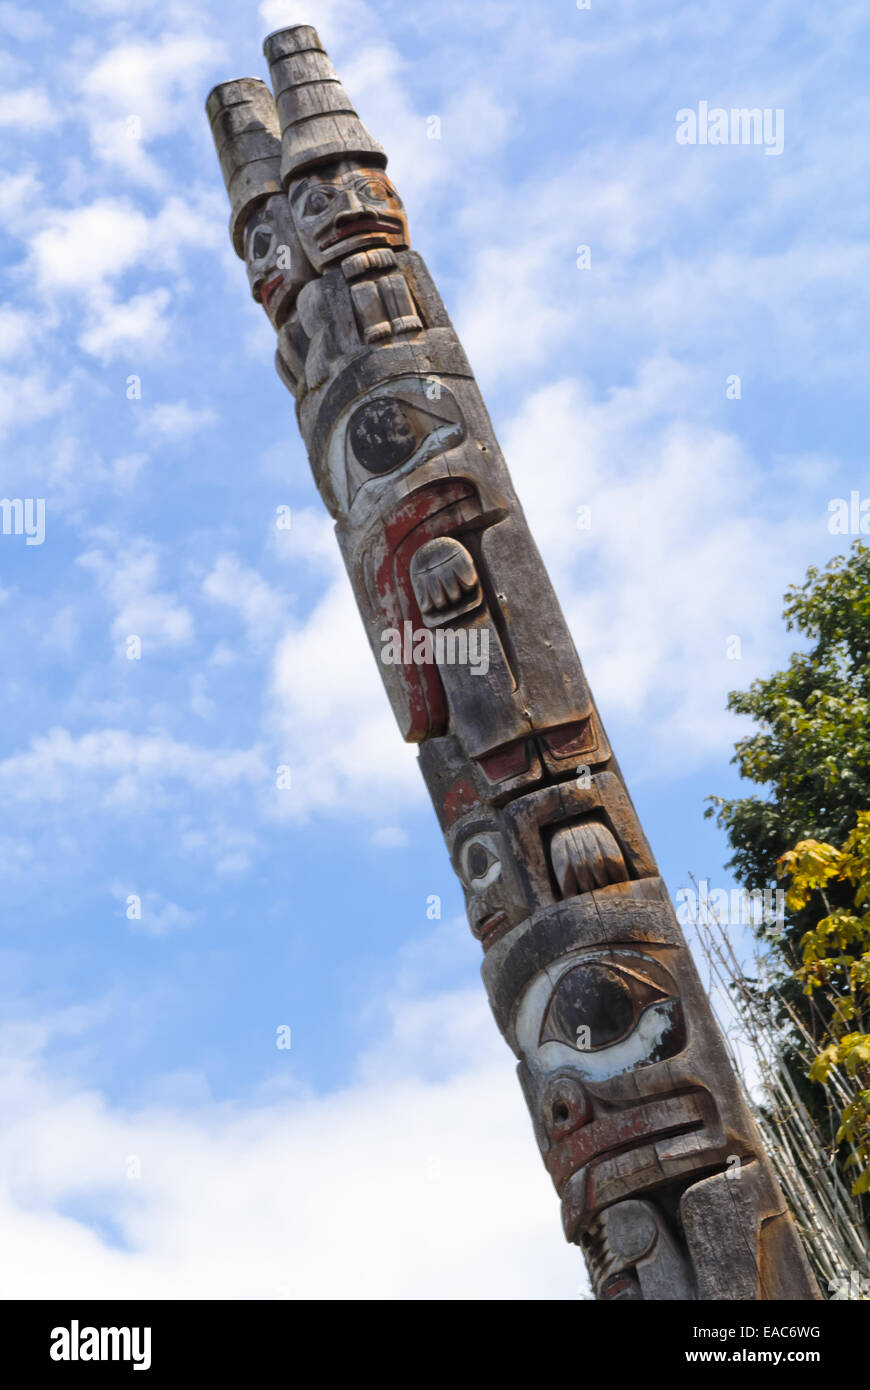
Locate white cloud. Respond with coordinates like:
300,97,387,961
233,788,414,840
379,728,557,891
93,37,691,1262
26,194,220,299
0,168,42,222
80,34,225,134
0,3,51,41
177,819,257,876
268,568,422,820
42,603,80,655
269,505,336,570
0,367,69,438
0,728,266,807
370,826,409,849
202,554,285,645
0,306,38,359
0,834,35,875
452,132,870,390
77,536,193,650
440,82,516,160
110,452,149,491
496,362,822,776
114,889,195,938
0,87,57,130
146,398,217,438
29,199,152,292
78,32,227,184
79,289,172,361
189,672,216,722
458,239,572,378
0,967,585,1298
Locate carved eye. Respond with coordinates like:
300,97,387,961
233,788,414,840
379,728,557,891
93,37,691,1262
539,962,671,1052
459,833,502,889
303,189,332,217
250,226,273,260
356,177,389,203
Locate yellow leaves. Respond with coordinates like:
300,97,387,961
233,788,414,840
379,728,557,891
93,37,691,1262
810,1043,839,1083
797,909,868,1001
838,811,870,896
778,814,870,911
840,1034,870,1077
777,837,842,910
853,1169,870,1196
812,1038,870,1087
827,997,859,1029
779,816,870,984
853,956,870,989
784,815,870,1194
836,1091,870,1195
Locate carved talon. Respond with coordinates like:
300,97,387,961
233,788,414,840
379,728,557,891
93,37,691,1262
410,537,482,625
550,820,629,897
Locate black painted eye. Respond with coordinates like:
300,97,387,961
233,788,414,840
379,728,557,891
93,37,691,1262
539,962,670,1052
348,398,417,473
251,228,272,260
468,844,492,878
304,189,332,216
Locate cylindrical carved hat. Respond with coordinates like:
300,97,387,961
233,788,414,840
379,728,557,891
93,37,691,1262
206,78,283,255
263,25,386,183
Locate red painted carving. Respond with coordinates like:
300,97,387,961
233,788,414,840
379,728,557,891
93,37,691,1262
443,779,480,827
543,719,594,758
358,480,480,741
478,738,529,783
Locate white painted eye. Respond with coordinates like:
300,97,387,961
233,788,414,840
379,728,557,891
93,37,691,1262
516,951,683,1080
460,832,502,889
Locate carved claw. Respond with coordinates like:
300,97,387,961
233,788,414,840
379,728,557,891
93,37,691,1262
410,537,482,625
550,820,629,897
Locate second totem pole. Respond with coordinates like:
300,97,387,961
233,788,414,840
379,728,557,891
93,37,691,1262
206,25,819,1301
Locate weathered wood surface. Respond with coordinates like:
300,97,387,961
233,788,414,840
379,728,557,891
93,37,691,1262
206,25,820,1301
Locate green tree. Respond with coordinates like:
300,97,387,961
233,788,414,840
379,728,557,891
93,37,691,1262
707,540,870,1215
708,541,870,888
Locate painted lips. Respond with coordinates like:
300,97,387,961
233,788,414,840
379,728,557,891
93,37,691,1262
261,274,284,312
320,218,402,250
477,909,507,942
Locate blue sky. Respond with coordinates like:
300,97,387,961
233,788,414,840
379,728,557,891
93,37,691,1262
0,0,868,1297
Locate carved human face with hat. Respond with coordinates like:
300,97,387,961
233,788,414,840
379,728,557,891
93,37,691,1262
288,159,409,273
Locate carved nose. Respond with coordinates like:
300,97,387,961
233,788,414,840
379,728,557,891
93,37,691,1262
335,191,368,221
542,1075,593,1141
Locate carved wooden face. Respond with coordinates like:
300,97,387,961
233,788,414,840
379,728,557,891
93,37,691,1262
288,160,409,272
452,819,529,945
510,941,738,1236
242,192,302,327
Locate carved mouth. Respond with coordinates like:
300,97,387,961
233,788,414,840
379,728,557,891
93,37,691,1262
260,273,284,311
320,217,402,250
554,1088,727,1240
476,909,507,942
546,1089,709,1192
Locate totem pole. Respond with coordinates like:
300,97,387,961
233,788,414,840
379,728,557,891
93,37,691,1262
207,26,820,1300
